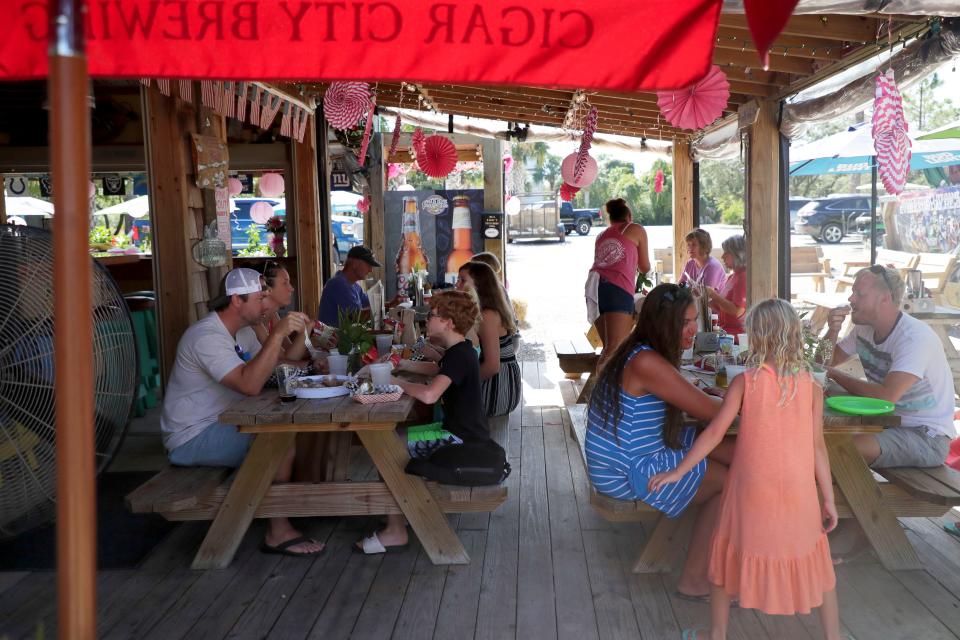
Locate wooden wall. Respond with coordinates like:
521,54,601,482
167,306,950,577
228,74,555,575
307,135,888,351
291,116,323,318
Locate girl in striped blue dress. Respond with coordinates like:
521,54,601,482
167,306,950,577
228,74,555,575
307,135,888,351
585,283,732,602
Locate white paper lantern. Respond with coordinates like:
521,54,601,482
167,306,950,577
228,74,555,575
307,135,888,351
505,196,521,216
259,173,284,197
250,201,274,224
228,177,243,196
560,153,598,188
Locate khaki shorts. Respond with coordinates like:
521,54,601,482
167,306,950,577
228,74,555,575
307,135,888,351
871,426,951,469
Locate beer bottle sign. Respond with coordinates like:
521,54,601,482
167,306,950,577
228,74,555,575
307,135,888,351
445,195,474,282
396,196,430,296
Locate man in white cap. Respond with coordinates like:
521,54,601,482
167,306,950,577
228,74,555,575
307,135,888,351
318,245,381,326
160,267,324,557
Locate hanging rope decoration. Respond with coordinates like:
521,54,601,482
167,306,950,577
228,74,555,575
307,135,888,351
323,81,372,130
357,97,377,165
574,106,598,182
410,128,427,169
389,114,402,160
872,69,912,195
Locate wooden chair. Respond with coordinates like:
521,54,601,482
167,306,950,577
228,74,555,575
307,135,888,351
915,252,959,304
653,247,673,282
834,249,919,292
790,246,832,295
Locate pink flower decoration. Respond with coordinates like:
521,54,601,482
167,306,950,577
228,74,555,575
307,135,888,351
654,169,665,194
357,195,370,214
559,183,580,201
657,65,730,131
388,163,403,179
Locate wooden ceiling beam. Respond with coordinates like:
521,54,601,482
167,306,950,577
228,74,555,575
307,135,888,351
714,26,843,60
720,13,879,43
713,47,816,76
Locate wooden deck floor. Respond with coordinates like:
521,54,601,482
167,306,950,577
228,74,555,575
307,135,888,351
3,360,960,640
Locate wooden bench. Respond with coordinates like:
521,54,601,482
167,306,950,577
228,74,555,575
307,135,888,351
566,403,956,573
127,414,510,523
916,252,959,305
790,245,832,294
834,249,920,292
554,338,600,403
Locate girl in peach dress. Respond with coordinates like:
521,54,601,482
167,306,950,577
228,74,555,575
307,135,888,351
649,298,842,640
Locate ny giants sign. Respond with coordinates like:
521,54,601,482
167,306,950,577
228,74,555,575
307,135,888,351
0,0,721,92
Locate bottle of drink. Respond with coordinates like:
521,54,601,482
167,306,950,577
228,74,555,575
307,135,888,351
445,195,474,282
396,196,430,293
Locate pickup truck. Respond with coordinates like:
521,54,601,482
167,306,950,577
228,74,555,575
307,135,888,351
560,201,602,236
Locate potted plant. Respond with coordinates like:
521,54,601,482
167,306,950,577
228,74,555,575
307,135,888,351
265,215,286,257
336,309,376,373
801,317,831,385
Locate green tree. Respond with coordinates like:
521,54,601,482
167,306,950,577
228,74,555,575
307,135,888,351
903,72,960,132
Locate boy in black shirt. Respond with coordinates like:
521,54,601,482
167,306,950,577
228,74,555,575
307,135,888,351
356,291,487,554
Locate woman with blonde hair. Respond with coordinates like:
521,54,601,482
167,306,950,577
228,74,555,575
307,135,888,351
457,260,521,416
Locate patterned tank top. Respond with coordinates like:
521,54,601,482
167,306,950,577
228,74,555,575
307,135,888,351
590,222,638,296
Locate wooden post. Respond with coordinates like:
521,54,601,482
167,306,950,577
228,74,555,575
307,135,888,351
367,134,386,284
196,92,230,294
316,117,334,284
745,100,781,304
292,115,323,318
481,138,505,277
672,139,694,278
0,173,6,224
142,85,195,379
49,0,97,635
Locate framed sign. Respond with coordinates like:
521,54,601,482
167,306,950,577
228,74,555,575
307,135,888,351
481,213,503,239
214,187,231,244
189,133,229,189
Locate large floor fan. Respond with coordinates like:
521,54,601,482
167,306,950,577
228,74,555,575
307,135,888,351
0,224,138,538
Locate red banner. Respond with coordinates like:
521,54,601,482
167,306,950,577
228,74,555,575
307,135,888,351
0,0,721,92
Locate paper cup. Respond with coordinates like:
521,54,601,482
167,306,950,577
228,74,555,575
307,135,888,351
328,353,348,376
369,362,393,387
376,334,394,357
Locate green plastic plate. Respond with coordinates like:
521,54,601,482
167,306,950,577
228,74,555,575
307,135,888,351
826,396,895,416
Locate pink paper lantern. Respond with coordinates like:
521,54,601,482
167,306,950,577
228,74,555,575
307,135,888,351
560,153,598,188
227,177,243,196
250,201,274,224
656,65,730,131
259,173,284,197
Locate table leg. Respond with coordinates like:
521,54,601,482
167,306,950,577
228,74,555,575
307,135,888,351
632,507,697,573
191,431,296,569
357,429,469,565
826,434,921,571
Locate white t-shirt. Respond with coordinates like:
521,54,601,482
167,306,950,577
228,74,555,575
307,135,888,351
160,312,256,450
837,313,956,438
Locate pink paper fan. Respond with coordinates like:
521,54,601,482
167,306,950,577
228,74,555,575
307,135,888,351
559,183,580,201
419,136,457,178
561,153,598,188
657,65,730,131
323,82,371,130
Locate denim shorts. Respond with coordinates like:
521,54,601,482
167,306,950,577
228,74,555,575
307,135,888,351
871,426,951,468
597,280,635,315
168,422,253,468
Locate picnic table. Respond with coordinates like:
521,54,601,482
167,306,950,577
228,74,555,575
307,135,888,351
180,389,492,569
569,369,944,573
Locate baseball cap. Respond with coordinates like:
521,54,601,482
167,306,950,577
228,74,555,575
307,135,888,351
346,245,381,267
208,267,264,310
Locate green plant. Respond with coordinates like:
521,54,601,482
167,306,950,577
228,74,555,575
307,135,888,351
335,308,373,356
237,224,268,257
89,224,113,245
718,193,745,225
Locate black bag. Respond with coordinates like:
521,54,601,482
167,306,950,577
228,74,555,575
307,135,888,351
405,439,511,486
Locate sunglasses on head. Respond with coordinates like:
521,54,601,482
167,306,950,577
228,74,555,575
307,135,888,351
867,264,894,292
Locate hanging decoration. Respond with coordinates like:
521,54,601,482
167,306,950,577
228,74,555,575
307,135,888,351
227,177,243,196
654,169,665,194
559,183,580,202
357,97,377,166
357,195,371,214
387,163,403,179
872,69,912,196
323,82,372,130
259,173,285,197
743,0,799,70
503,154,514,174
250,201,274,224
505,196,522,216
388,113,402,160
656,65,730,131
561,153,598,189
574,106,598,182
418,135,458,178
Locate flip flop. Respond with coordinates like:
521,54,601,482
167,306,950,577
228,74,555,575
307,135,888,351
944,522,960,540
354,531,410,555
681,629,706,639
260,535,325,557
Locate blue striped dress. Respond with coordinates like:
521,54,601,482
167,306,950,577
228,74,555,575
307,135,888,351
585,344,706,518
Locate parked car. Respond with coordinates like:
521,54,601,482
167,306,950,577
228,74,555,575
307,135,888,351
788,196,811,226
793,195,873,243
560,201,602,236
231,198,283,252
331,214,363,263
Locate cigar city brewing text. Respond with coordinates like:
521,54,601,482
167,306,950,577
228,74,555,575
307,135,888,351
16,1,594,49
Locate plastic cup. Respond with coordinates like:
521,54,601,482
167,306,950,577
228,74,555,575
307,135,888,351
376,334,394,358
274,364,298,401
369,362,393,387
328,353,348,376
737,333,749,351
718,335,734,355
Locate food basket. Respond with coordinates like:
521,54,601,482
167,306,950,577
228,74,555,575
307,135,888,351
348,383,404,404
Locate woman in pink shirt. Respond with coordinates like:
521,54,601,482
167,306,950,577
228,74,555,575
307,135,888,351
707,234,748,336
589,199,650,367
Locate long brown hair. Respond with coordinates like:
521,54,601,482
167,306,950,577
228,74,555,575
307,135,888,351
459,261,517,334
590,283,694,449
